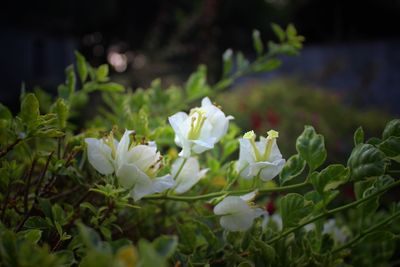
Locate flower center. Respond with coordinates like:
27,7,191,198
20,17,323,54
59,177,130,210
103,132,117,158
187,108,207,140
244,130,279,162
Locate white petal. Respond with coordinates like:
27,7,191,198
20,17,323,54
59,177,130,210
178,140,192,158
152,175,175,193
85,138,114,175
239,191,257,202
258,159,285,181
213,196,249,215
173,157,208,194
201,97,212,107
126,145,158,172
131,175,174,201
116,130,134,167
168,112,189,147
116,162,149,189
131,178,154,201
192,139,215,154
220,213,255,232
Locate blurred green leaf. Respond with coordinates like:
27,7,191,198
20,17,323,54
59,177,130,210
279,154,306,185
185,65,209,100
347,144,386,181
296,126,327,171
354,126,364,146
252,29,264,56
75,51,88,83
280,193,312,229
378,136,400,162
382,119,400,140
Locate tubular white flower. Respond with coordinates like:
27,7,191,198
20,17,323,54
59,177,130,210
168,97,233,158
85,130,174,201
236,130,285,181
171,157,208,194
213,191,265,232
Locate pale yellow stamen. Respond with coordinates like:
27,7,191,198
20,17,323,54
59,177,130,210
263,130,279,160
187,108,207,140
104,132,117,158
244,130,279,161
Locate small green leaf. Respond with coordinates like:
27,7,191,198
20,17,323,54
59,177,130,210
347,144,386,181
252,29,264,56
51,98,69,129
65,65,76,96
279,154,306,185
222,49,233,76
271,23,285,42
252,239,276,264
236,52,249,70
96,64,109,82
96,82,124,92
0,103,12,121
20,93,40,129
185,65,209,100
354,126,364,146
378,136,400,162
17,229,42,243
382,119,400,140
296,126,327,171
310,164,349,195
193,219,219,250
286,24,297,38
280,193,312,229
138,239,166,267
152,235,178,258
252,59,282,72
75,51,88,82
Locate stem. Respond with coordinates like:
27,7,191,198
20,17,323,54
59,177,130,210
0,138,22,158
144,181,309,201
173,158,188,180
267,180,400,244
332,210,400,254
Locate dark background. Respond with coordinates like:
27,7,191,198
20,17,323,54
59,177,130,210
1,0,400,113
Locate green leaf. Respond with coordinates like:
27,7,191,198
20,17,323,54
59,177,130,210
20,93,40,129
354,126,364,146
271,23,285,42
75,51,88,82
65,65,76,96
252,29,264,55
24,216,50,230
310,164,349,195
236,52,249,70
222,49,233,76
193,219,219,250
280,193,312,229
378,136,400,162
51,98,69,129
347,144,386,181
185,65,209,100
176,223,197,253
252,59,282,72
382,119,400,140
252,239,275,265
296,126,327,171
152,235,178,258
96,64,109,82
138,239,166,267
17,229,42,243
279,154,306,185
352,231,395,266
96,82,124,92
286,24,297,38
0,103,12,121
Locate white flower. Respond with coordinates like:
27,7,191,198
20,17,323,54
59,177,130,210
213,191,265,232
236,130,285,181
261,213,283,231
168,97,233,158
85,130,174,201
171,157,208,194
304,219,348,244
322,219,348,244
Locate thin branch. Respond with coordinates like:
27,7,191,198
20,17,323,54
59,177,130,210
143,181,309,202
0,138,22,158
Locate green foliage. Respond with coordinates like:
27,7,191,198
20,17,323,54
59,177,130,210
296,126,327,172
0,25,399,267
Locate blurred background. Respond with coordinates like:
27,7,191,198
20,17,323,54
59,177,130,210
1,0,399,161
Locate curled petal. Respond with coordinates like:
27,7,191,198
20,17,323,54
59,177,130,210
85,138,114,175
173,157,208,194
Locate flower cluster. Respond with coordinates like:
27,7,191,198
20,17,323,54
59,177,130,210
85,97,286,232
85,130,174,201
